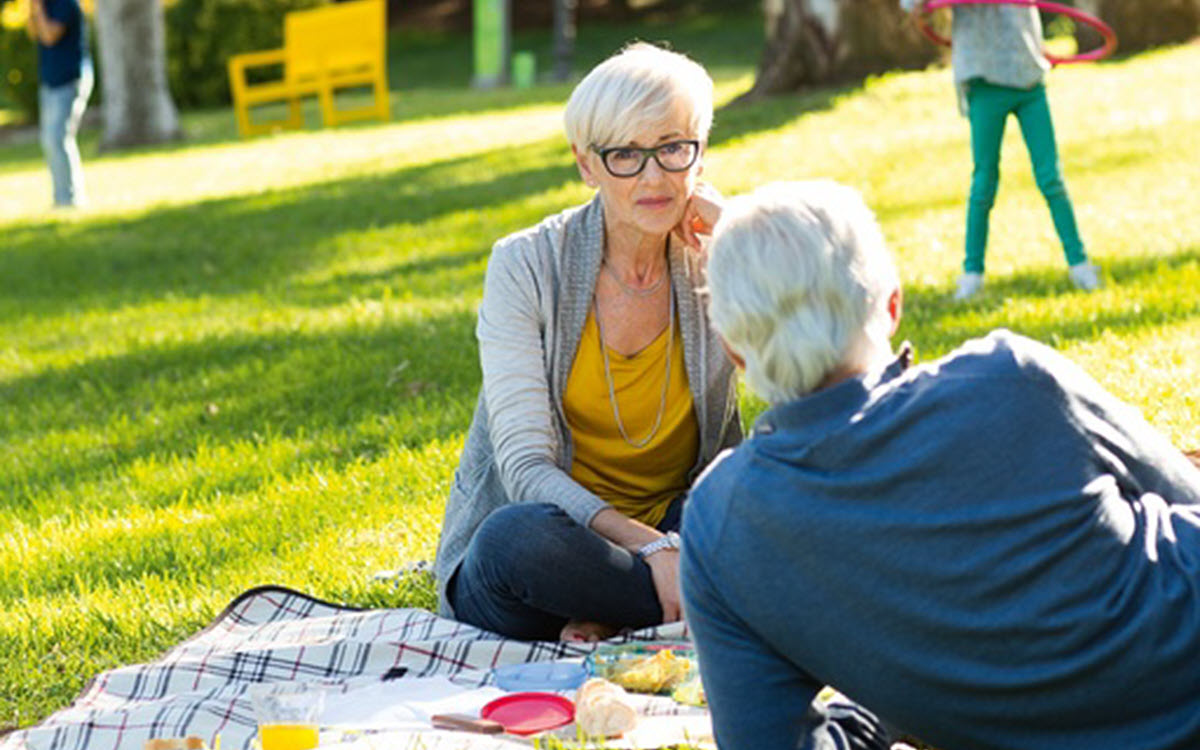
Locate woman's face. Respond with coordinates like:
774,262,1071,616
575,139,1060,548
574,111,703,242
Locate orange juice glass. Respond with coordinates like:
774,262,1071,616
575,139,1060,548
249,684,324,750
258,723,319,750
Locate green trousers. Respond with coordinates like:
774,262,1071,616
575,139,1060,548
964,80,1087,274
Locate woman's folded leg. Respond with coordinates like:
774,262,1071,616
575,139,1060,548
448,503,662,640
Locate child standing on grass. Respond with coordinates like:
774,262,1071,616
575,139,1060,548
907,0,1102,299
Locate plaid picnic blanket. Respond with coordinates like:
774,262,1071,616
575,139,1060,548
3,586,697,750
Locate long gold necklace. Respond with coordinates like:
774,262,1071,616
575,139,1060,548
593,278,675,449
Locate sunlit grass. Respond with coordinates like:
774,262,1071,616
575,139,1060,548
1,11,1198,733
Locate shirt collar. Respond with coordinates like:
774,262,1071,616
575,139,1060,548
751,341,913,438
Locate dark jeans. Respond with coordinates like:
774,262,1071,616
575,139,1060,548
448,497,684,641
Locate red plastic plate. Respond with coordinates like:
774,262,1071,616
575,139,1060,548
480,692,575,736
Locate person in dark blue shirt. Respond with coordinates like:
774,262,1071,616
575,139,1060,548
27,0,92,207
681,180,1200,750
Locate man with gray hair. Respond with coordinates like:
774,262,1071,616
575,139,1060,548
680,181,1200,749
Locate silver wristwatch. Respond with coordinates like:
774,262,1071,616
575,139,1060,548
637,531,681,559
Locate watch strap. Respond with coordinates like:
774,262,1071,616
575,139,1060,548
637,531,681,559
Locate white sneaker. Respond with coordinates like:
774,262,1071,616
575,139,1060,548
954,272,984,300
1068,262,1103,291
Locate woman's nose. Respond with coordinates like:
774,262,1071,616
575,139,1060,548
639,155,667,182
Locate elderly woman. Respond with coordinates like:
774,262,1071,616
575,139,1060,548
433,43,742,642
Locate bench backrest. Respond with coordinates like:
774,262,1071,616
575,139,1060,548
284,0,386,81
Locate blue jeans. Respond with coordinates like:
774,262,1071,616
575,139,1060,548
448,497,684,641
39,61,93,208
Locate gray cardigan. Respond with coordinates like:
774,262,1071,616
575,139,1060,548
433,195,743,617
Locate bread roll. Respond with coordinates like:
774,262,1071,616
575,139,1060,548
575,678,637,738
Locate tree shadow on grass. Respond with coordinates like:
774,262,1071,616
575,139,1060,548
0,137,577,323
1,308,480,514
711,83,847,148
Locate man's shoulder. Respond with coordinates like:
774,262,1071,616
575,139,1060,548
686,444,758,530
890,330,1089,430
925,329,1068,384
44,0,82,23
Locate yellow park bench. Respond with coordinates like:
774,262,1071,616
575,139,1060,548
227,0,391,138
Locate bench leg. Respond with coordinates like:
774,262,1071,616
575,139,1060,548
287,97,303,130
318,83,338,128
374,74,390,122
234,103,253,138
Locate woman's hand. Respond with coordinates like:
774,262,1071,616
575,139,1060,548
588,507,682,623
644,548,682,623
674,181,724,254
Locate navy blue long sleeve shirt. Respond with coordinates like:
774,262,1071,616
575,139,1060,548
682,330,1200,750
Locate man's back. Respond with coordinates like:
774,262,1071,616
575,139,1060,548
682,330,1200,750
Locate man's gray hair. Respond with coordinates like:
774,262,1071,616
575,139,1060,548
564,42,714,150
707,180,899,404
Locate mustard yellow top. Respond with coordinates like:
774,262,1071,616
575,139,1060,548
564,307,700,527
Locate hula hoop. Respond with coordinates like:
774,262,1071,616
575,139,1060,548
914,0,1118,65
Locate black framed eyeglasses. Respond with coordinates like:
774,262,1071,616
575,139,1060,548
589,139,701,178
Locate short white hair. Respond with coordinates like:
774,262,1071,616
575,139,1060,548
706,181,899,404
564,43,714,149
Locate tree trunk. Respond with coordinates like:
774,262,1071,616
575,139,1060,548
741,0,938,102
1076,0,1200,55
552,0,577,82
94,0,181,149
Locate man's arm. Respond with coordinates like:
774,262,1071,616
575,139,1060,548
682,539,887,749
28,0,67,46
682,555,819,747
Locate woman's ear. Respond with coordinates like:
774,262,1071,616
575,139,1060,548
572,145,598,188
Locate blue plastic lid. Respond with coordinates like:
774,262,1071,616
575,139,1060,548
492,661,588,692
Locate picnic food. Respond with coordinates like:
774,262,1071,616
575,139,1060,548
670,674,706,707
431,713,505,734
575,678,637,738
615,649,691,692
143,739,208,750
587,644,696,694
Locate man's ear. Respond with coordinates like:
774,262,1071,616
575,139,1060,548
887,286,903,337
572,145,597,188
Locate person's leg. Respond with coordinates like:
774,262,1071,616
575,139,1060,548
39,84,71,207
559,494,688,642
963,81,1013,276
62,64,94,207
449,503,662,641
1015,84,1087,268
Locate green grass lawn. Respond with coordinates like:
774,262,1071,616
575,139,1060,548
2,9,1199,732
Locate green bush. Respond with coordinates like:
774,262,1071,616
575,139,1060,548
166,0,330,109
0,23,38,123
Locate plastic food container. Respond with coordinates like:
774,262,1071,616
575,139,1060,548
584,642,702,703
492,661,588,692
